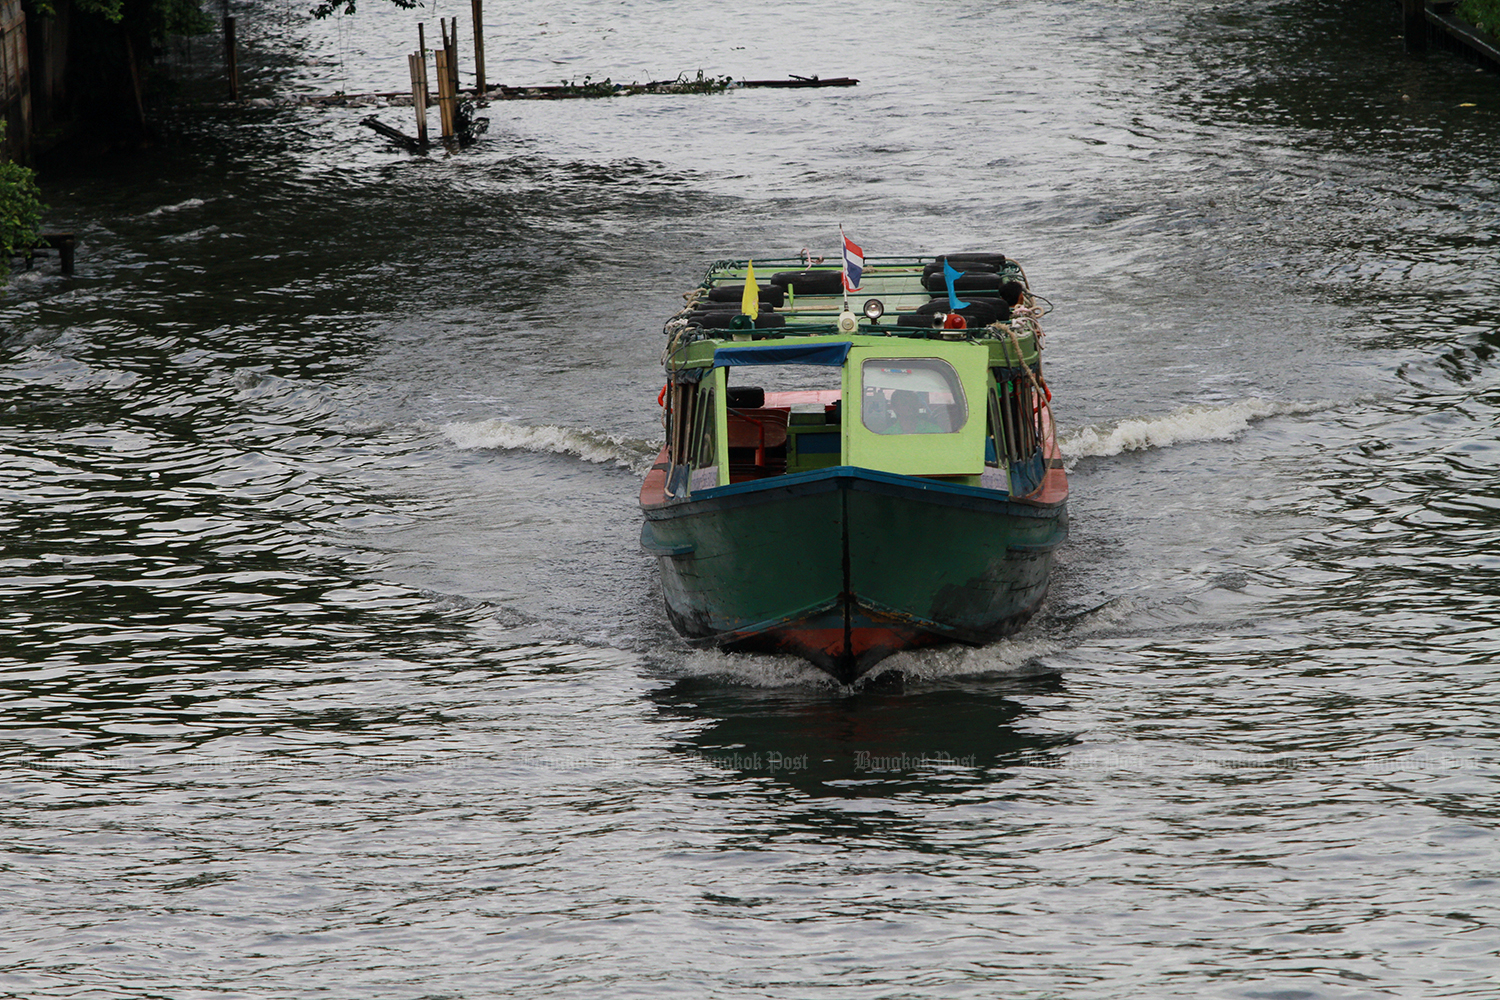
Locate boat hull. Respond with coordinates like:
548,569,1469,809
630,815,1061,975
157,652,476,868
641,463,1066,682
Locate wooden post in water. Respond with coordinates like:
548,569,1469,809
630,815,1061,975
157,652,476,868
447,17,460,97
223,16,240,100
408,53,429,145
1402,0,1428,53
27,234,75,275
434,19,449,136
434,47,454,138
56,234,74,276
470,0,485,94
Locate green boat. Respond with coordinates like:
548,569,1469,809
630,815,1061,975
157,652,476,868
639,249,1068,683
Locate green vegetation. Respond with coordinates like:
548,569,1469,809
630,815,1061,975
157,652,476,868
1456,0,1500,39
19,0,219,145
635,71,736,95
31,0,211,36
557,75,619,98
534,71,736,99
310,0,419,18
0,159,44,285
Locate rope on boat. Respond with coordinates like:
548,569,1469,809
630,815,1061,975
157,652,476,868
661,286,706,366
994,296,1057,460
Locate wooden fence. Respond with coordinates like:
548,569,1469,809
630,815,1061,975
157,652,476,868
0,0,29,161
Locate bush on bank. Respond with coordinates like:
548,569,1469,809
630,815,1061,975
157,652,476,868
1456,0,1500,39
0,160,44,285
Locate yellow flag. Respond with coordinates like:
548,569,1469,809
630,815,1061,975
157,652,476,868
741,260,759,321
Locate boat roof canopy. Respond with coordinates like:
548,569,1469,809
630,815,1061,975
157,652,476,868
711,342,853,369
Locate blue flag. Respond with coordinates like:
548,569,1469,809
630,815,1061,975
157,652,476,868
943,260,970,312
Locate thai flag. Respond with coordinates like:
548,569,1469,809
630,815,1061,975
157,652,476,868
841,229,864,292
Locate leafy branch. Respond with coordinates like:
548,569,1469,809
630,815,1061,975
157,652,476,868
308,0,421,18
0,160,45,286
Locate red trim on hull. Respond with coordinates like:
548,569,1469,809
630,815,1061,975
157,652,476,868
725,623,947,682
711,595,1042,683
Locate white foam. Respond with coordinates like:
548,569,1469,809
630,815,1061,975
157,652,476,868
660,636,1059,689
668,648,840,688
1060,397,1319,459
146,198,206,217
865,635,1061,682
442,418,660,473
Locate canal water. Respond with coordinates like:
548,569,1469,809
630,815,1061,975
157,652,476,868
4,0,1498,996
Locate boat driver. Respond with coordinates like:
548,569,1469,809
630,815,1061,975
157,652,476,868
883,389,946,434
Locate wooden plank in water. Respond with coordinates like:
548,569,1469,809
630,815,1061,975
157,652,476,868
740,76,858,88
360,114,423,153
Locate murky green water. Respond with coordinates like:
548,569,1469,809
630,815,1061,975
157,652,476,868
4,1,1499,996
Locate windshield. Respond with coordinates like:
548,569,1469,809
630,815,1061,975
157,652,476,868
860,359,968,435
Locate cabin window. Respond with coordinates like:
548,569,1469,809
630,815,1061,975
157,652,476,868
668,381,696,466
666,378,720,472
860,359,967,436
719,365,841,480
691,382,717,468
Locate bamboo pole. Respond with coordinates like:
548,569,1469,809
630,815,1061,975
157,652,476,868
436,18,453,102
434,47,454,137
447,18,459,96
418,21,428,94
408,52,428,145
470,0,485,93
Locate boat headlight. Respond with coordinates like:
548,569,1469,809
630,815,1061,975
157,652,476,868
837,311,859,333
863,298,884,321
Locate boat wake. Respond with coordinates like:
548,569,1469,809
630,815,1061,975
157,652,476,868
659,635,1063,689
1059,397,1325,459
865,635,1063,683
666,649,841,688
443,418,661,473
